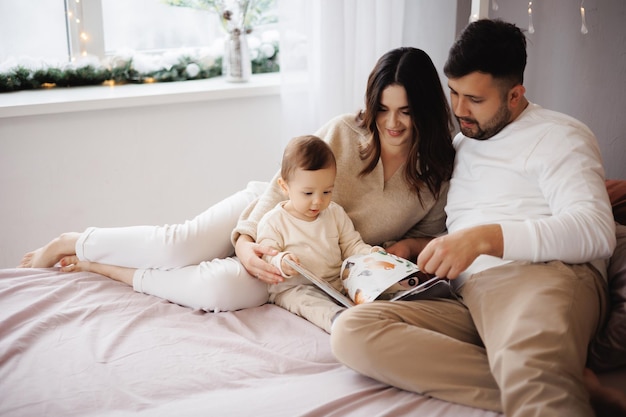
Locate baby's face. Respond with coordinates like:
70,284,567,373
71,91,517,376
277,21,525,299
283,167,336,221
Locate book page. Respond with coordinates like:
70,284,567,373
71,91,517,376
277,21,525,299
286,253,451,307
341,251,424,304
284,259,354,308
388,275,451,301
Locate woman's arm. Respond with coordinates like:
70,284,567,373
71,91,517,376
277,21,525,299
231,171,285,244
385,237,433,261
231,171,287,284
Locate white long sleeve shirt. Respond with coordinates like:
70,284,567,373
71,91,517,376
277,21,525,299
447,103,616,287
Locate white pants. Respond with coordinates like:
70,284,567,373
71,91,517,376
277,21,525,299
75,181,270,312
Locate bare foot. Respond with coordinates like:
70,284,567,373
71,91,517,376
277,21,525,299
18,232,81,268
584,368,626,417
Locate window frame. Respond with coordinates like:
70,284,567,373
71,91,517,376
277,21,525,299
67,0,105,61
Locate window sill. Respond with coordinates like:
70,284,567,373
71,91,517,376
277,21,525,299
0,72,280,119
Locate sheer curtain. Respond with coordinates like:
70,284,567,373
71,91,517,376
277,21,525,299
277,0,461,145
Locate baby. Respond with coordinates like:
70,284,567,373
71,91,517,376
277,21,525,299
257,135,380,332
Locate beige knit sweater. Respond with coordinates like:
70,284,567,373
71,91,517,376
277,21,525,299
232,113,448,248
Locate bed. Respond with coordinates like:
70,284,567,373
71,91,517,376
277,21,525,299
2,181,626,416
0,266,624,417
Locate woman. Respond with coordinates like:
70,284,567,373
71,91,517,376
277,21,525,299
20,47,455,312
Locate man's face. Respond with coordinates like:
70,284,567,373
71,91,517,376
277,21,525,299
448,72,513,141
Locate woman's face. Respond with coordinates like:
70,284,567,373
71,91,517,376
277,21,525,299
375,84,413,149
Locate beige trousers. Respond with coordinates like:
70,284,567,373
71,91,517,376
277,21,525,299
330,261,607,417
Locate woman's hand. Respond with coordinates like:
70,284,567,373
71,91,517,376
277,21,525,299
384,240,413,260
235,235,284,284
385,237,433,261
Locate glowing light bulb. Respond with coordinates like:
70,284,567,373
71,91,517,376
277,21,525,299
527,1,535,34
580,2,589,34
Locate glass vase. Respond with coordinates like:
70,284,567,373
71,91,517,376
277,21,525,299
222,30,251,83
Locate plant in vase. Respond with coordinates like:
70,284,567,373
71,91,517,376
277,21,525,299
220,1,252,82
164,0,276,82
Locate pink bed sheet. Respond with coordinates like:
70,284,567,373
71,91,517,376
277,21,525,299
0,268,623,417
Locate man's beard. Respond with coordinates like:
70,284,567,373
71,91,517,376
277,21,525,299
457,103,511,141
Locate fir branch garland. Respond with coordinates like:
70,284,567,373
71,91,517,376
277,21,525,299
0,42,279,93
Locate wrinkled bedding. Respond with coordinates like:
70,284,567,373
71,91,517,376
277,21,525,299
0,268,623,417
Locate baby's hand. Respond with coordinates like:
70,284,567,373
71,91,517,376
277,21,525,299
370,245,385,254
281,254,300,277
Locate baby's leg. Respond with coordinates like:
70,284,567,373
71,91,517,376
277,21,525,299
59,255,134,286
19,232,81,268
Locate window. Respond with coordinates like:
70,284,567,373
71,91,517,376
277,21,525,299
0,2,69,65
102,1,224,54
0,0,278,91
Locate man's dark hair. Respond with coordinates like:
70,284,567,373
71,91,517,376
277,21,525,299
444,19,527,87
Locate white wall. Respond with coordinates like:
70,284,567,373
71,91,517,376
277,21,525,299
0,88,282,268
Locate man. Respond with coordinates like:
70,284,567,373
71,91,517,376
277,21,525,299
330,19,616,417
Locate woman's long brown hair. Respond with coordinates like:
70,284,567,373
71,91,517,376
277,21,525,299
358,47,455,203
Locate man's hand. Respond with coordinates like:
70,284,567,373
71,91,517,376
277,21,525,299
417,224,503,279
235,235,284,284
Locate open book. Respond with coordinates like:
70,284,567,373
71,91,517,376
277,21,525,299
285,250,451,308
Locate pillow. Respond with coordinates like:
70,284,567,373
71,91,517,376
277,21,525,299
606,179,626,225
587,223,626,372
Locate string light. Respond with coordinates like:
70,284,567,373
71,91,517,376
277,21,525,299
66,0,90,61
482,0,590,35
580,0,589,34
